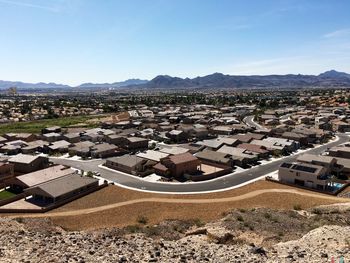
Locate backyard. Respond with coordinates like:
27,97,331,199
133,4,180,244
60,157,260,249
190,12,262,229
0,190,16,200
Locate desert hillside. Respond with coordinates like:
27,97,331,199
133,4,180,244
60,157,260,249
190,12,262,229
1,203,349,262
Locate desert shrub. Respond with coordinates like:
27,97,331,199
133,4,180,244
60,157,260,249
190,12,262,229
193,218,205,227
144,226,160,236
137,215,148,225
346,238,350,248
221,211,229,217
264,212,271,219
293,204,302,211
312,208,322,214
287,210,298,218
125,225,142,233
236,215,244,222
231,238,245,245
14,217,24,224
271,217,279,223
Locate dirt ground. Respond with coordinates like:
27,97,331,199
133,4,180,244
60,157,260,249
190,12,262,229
52,180,334,212
46,180,350,231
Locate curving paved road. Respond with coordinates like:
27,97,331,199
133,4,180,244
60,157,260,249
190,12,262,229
8,188,350,218
50,133,349,193
243,115,269,131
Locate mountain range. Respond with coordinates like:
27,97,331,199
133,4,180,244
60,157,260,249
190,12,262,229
1,70,350,91
0,78,148,90
140,70,350,89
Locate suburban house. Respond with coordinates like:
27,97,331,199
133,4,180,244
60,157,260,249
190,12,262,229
232,133,266,143
81,128,114,142
217,145,258,167
259,114,278,123
125,137,149,151
210,126,233,136
69,141,95,157
0,140,28,155
236,143,270,159
331,120,350,132
296,153,342,175
10,165,74,191
333,157,350,177
105,155,156,176
82,132,104,143
90,143,119,158
105,134,127,146
291,128,318,143
180,143,206,154
24,174,99,204
278,162,329,190
154,152,201,178
263,137,299,152
180,126,209,140
45,140,72,154
0,162,14,184
250,139,286,155
166,130,188,142
137,150,169,162
265,119,280,126
231,124,253,134
195,149,233,167
199,137,239,151
138,128,155,139
0,136,7,144
21,140,49,154
41,132,62,143
328,146,350,159
4,133,36,142
281,132,309,146
41,126,62,134
158,146,189,155
280,119,296,126
316,121,333,131
9,154,49,174
62,133,81,143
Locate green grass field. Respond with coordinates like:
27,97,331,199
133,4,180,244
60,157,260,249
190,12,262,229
0,190,16,200
0,115,102,134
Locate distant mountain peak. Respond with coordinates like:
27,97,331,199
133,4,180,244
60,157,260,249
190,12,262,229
77,79,148,89
318,70,350,78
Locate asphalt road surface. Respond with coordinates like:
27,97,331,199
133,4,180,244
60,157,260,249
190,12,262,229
51,134,349,193
243,115,269,131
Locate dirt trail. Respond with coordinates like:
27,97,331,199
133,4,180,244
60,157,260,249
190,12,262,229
5,188,349,218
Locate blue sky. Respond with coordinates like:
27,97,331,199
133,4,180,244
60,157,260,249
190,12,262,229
0,0,349,85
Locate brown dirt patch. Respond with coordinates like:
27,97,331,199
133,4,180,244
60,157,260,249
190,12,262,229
51,190,346,231
53,180,325,212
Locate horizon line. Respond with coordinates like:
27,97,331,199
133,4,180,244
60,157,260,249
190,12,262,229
0,69,348,87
